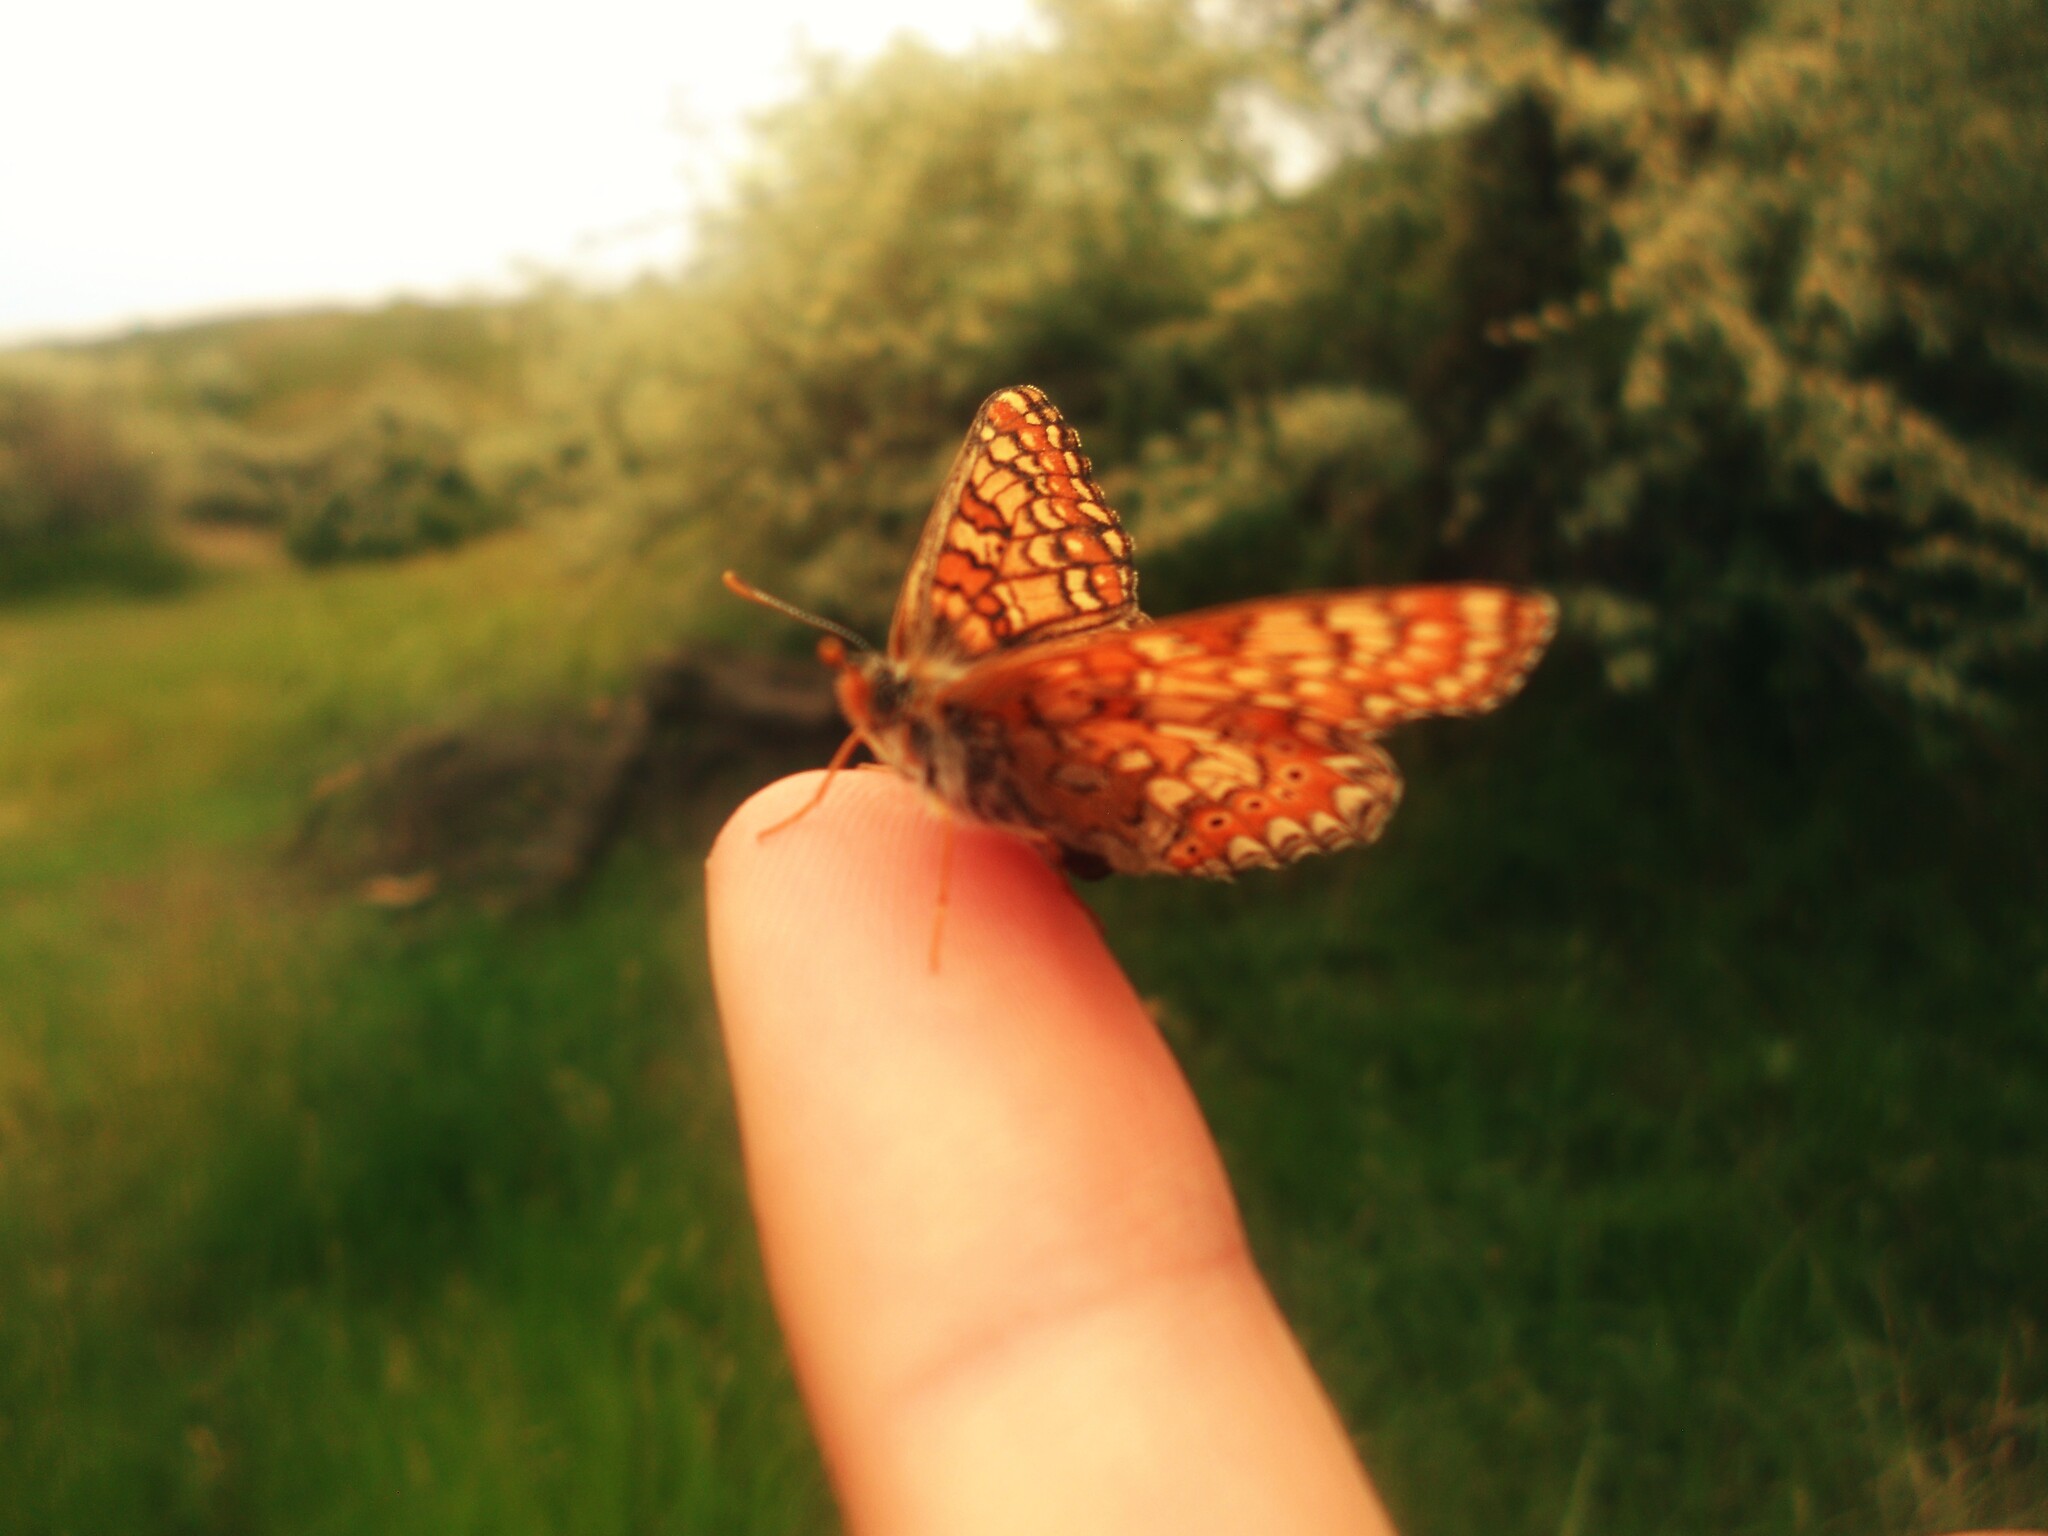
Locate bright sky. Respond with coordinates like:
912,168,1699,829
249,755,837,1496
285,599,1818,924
0,0,1038,345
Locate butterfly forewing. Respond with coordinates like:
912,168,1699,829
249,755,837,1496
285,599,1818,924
889,386,1143,668
937,585,1556,877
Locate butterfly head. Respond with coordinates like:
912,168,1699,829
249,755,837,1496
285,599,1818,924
819,636,920,768
720,571,929,772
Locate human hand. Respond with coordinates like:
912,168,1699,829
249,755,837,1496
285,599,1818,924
707,769,1397,1534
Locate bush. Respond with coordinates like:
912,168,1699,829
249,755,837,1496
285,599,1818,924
281,407,509,566
0,377,186,598
169,394,512,567
568,2,1250,634
1329,0,2048,719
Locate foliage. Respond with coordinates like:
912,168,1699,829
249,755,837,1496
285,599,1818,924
586,0,2048,726
1299,0,2048,717
117,302,527,427
170,389,513,567
0,372,187,598
13,0,2043,716
279,401,511,565
563,1,1252,635
24,304,568,574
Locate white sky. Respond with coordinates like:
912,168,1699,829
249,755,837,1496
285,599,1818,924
0,0,1038,345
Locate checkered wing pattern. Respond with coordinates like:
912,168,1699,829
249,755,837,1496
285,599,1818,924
938,585,1558,876
889,386,1141,667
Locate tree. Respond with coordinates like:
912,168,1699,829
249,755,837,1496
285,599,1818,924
1330,0,2048,718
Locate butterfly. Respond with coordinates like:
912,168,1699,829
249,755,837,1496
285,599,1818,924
727,384,1555,890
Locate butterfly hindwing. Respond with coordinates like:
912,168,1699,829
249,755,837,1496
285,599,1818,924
888,386,1142,667
935,585,1555,876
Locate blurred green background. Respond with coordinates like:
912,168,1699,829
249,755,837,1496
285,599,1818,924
3,1,2045,1530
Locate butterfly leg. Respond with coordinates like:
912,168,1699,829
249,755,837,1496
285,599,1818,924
927,806,956,974
756,730,863,841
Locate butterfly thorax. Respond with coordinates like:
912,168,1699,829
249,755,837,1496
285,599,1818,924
831,648,963,799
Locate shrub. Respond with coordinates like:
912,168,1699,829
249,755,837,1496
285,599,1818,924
168,392,512,567
0,377,186,598
280,406,510,566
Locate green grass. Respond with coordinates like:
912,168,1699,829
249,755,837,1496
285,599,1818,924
1098,681,2048,1534
2,535,2044,1533
0,511,721,879
0,525,827,1533
0,526,195,604
1,852,824,1534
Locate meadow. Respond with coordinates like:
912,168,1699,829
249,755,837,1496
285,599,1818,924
4,0,2046,1529
3,490,2042,1533
0,523,825,1530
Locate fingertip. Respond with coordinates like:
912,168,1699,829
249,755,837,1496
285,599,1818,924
704,765,1224,1369
707,768,1112,1019
706,769,832,872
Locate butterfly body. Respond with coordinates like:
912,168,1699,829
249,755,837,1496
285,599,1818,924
807,386,1555,879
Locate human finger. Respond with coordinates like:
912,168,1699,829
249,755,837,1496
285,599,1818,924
706,769,1393,1535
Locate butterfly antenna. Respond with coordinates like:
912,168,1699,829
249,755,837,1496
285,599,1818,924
722,571,874,653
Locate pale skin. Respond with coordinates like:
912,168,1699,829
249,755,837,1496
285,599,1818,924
706,768,1398,1535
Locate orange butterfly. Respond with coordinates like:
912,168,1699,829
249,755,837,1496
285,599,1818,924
728,385,1555,893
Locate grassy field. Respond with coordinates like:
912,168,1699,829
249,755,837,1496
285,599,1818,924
0,525,829,1532
1105,684,2048,1533
2,523,2044,1534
